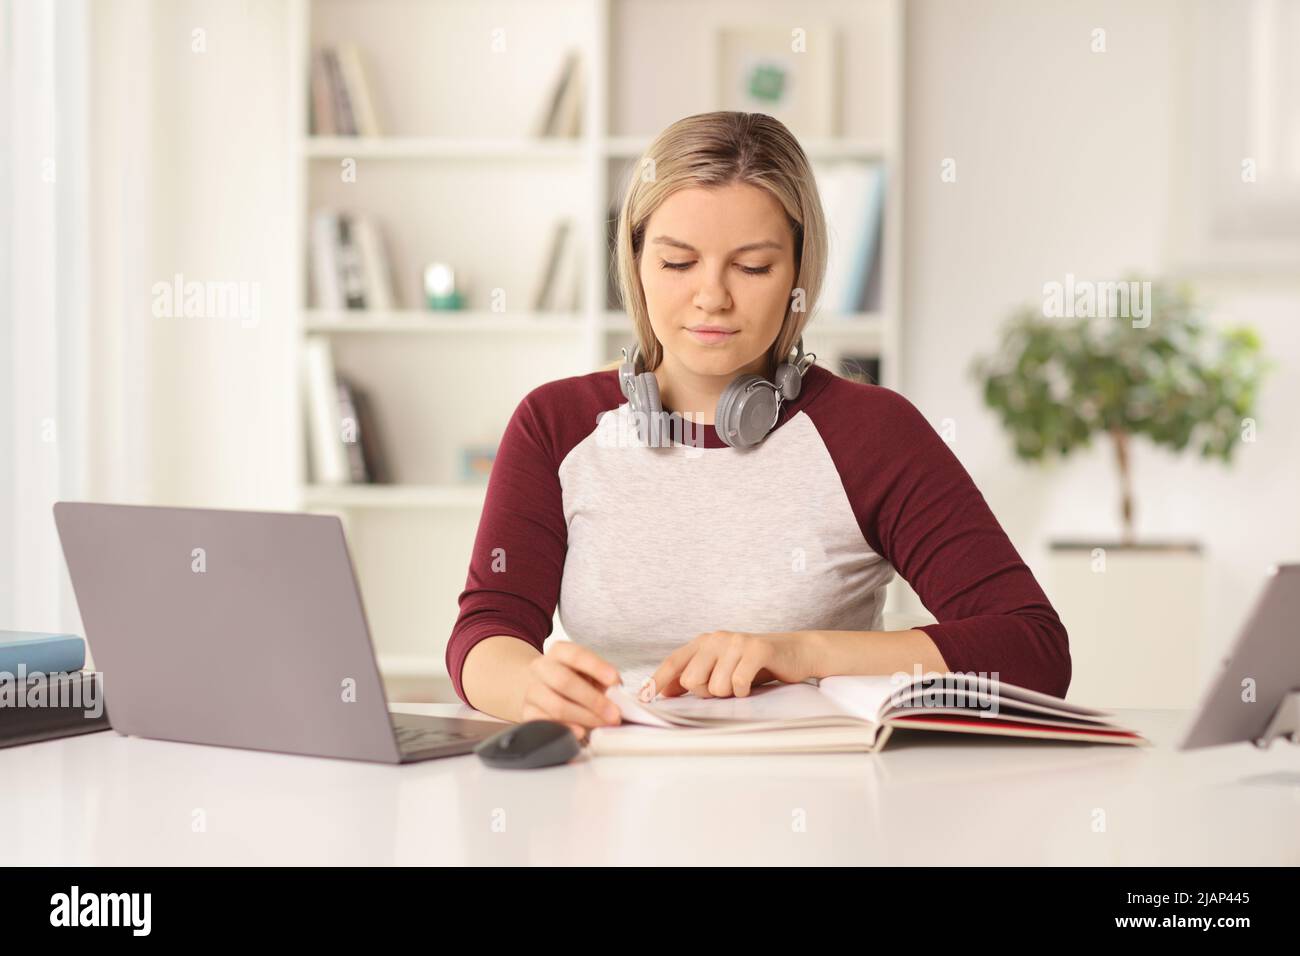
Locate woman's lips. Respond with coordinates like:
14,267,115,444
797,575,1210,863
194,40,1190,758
686,328,738,345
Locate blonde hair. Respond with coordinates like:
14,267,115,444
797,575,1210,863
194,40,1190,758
608,111,828,376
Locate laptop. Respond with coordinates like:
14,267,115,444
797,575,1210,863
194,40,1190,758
1179,563,1300,750
52,501,503,763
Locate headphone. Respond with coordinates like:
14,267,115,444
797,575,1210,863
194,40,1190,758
618,336,816,449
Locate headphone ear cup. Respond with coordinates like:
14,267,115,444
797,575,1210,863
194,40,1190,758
774,362,802,401
639,369,661,413
716,375,777,448
632,372,662,445
715,377,745,446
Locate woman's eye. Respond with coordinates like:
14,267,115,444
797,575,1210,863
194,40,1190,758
658,259,772,275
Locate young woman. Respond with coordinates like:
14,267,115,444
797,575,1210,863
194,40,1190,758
447,111,1070,739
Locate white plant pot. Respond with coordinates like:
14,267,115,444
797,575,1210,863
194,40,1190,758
1048,542,1204,709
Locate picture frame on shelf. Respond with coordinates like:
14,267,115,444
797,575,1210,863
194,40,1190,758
712,24,840,138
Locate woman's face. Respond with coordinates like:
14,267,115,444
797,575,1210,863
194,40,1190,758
638,182,796,379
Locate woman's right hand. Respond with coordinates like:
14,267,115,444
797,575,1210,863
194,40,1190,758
519,641,623,741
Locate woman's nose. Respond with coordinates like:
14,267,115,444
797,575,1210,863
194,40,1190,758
692,270,732,311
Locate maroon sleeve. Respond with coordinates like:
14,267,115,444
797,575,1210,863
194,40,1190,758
445,392,566,706
808,381,1072,698
445,372,620,707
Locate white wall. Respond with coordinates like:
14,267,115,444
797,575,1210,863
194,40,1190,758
902,0,1300,667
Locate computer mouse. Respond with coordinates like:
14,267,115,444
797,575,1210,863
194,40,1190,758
475,720,582,769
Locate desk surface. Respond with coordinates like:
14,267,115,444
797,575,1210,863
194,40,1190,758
2,704,1297,865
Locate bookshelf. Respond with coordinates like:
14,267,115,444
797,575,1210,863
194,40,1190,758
288,0,905,700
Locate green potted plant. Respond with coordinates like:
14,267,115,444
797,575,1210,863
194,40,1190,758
969,276,1271,708
971,277,1269,546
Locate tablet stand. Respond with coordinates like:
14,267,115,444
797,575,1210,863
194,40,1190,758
1253,690,1300,748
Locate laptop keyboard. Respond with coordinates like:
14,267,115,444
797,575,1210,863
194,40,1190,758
392,721,484,753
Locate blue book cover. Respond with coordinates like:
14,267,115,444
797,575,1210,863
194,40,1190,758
845,165,885,314
0,631,86,676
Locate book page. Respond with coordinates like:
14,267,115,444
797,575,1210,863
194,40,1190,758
820,672,1117,722
606,680,860,728
815,675,904,722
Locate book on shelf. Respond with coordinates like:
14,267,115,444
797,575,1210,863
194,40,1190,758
556,228,583,312
336,43,381,137
861,215,884,313
335,380,368,482
534,50,583,138
335,379,390,484
303,336,390,485
311,210,343,311
325,48,354,136
351,217,394,311
311,43,381,137
310,49,336,137
336,215,367,309
591,670,1149,755
531,218,583,312
303,336,348,484
818,162,886,316
311,210,396,311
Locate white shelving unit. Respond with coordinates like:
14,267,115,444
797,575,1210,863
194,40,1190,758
287,0,905,699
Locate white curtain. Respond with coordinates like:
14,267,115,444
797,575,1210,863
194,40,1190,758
1,0,88,632
1,0,156,641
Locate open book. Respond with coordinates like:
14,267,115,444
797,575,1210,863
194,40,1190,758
589,672,1148,755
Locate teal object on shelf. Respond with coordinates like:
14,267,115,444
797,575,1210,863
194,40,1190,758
0,631,86,675
423,262,464,310
425,290,464,310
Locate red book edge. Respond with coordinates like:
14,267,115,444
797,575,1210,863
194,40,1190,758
890,713,1146,741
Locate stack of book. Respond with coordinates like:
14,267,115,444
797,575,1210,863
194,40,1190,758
311,210,396,311
310,44,382,137
302,337,390,486
1,632,110,749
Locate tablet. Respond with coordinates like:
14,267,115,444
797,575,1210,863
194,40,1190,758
1180,563,1300,750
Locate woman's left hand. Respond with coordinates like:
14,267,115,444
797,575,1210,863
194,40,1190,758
641,630,823,702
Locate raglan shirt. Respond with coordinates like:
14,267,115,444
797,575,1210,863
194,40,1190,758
445,363,1071,705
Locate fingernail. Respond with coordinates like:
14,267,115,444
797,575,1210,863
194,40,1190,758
637,677,656,703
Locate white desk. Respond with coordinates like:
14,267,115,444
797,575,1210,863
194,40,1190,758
1,705,1297,865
